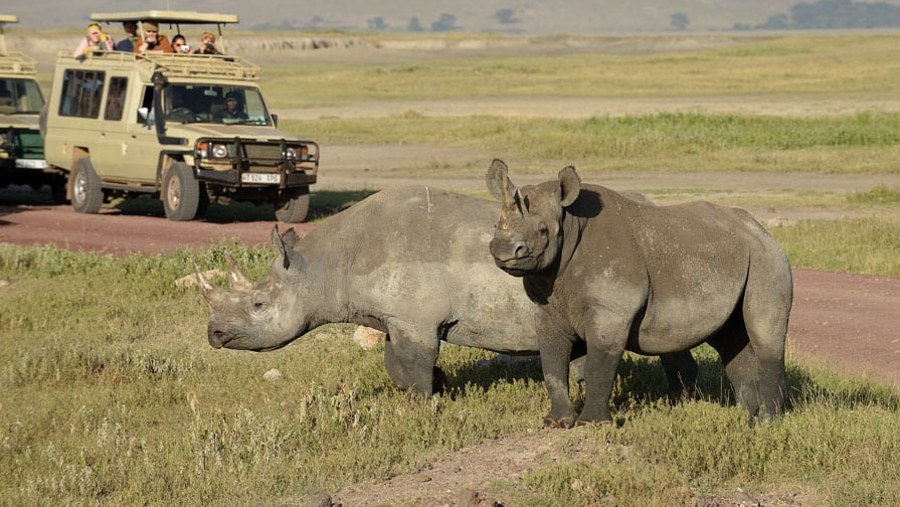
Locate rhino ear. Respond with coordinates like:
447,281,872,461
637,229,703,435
486,159,511,200
272,224,308,274
558,166,581,208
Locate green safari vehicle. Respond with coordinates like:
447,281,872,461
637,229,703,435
0,15,63,201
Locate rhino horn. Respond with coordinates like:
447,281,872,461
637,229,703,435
193,261,216,301
225,253,253,290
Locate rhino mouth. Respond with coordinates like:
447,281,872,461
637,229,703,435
497,264,529,277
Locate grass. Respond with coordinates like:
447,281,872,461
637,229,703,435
771,217,900,276
279,113,900,174
1,217,897,505
259,34,900,106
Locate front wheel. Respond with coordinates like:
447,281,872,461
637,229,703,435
71,158,103,213
274,187,310,223
162,162,200,221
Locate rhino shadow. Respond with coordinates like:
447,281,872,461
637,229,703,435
434,348,898,415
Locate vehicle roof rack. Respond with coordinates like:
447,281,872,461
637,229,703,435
90,11,239,25
56,50,258,81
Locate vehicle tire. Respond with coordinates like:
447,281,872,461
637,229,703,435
71,158,103,213
162,162,200,221
275,187,310,223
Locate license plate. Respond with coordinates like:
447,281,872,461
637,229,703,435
241,173,281,184
15,159,49,169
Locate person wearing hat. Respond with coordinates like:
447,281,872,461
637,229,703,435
192,31,220,55
134,20,174,54
213,91,248,122
73,22,115,59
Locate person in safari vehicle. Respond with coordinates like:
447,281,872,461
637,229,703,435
213,91,248,122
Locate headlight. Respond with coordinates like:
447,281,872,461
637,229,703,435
285,147,297,161
211,144,229,158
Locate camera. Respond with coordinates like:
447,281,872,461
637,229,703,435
180,45,191,54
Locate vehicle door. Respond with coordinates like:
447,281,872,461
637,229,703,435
90,75,139,182
120,84,163,185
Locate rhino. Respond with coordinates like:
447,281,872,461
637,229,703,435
486,160,792,427
202,186,697,398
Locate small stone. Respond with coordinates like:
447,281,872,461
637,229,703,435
263,368,283,381
351,326,384,350
307,492,335,507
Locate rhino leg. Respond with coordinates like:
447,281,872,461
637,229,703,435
742,290,789,421
575,313,631,425
382,318,441,397
538,328,578,428
708,318,765,419
660,350,698,401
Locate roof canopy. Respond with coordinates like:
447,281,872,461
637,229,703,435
90,11,239,25
0,14,20,24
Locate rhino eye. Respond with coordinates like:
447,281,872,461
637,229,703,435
253,301,266,309
539,223,548,235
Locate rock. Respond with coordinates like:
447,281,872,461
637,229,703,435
458,488,501,507
351,326,384,350
307,492,340,507
263,368,283,381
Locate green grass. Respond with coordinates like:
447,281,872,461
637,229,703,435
279,113,900,174
259,34,900,106
1,220,897,505
771,217,900,276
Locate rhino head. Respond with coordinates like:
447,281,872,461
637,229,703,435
486,159,581,276
202,226,312,352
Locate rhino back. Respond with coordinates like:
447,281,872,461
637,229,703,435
566,185,762,351
300,186,541,353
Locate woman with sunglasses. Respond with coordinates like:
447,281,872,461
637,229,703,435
73,22,115,59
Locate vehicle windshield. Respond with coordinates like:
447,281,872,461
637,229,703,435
163,84,271,125
0,78,45,114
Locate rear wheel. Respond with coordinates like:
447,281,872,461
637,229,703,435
274,186,310,223
162,162,200,221
71,158,103,213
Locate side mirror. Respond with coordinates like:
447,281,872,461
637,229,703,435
271,113,278,127
138,107,155,127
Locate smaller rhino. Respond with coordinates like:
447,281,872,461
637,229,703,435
487,160,792,427
201,186,697,398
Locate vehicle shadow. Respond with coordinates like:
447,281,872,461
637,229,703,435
112,189,377,223
0,185,62,222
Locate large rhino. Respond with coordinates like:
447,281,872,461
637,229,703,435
486,160,792,427
202,186,697,397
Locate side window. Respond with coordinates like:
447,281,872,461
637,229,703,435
59,69,106,118
104,77,127,121
139,85,154,122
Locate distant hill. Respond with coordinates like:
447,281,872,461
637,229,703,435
8,0,900,33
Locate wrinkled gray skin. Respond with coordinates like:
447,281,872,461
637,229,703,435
487,160,792,427
203,186,697,397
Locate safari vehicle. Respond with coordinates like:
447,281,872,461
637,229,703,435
43,11,319,222
0,15,63,201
